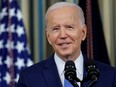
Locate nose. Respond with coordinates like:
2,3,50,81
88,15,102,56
59,28,67,39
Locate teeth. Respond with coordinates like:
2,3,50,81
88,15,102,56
60,43,68,46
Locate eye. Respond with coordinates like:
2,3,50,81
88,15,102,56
66,25,74,30
52,26,59,32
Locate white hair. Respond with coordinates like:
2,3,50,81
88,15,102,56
45,2,85,28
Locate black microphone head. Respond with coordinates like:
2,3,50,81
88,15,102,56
86,61,99,81
64,60,76,81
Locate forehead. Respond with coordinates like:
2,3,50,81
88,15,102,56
48,7,79,22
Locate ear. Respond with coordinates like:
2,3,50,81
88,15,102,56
46,30,52,45
81,24,87,41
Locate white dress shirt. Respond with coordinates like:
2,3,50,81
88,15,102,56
54,52,84,87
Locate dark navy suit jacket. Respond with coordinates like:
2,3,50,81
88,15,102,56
17,54,116,87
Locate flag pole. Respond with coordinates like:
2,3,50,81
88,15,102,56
8,0,15,87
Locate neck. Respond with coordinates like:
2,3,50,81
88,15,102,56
57,51,81,62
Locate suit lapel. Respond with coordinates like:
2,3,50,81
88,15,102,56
42,55,62,87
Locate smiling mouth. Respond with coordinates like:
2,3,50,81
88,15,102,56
58,43,71,48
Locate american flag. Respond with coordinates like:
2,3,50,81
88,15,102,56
0,0,33,87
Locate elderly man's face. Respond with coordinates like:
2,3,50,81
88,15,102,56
46,7,87,61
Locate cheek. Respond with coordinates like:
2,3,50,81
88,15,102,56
71,32,82,45
47,33,59,45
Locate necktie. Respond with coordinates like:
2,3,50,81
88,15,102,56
64,79,80,87
64,79,73,87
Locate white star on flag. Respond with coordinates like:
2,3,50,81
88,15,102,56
0,7,7,20
3,72,11,85
26,58,33,67
10,8,16,17
0,40,4,49
15,74,19,82
0,24,6,34
15,41,24,53
16,9,22,21
5,40,14,50
16,25,24,37
4,56,12,68
15,57,25,70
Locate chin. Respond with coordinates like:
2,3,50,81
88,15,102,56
60,53,72,58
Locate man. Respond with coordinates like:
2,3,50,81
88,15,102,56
17,2,116,87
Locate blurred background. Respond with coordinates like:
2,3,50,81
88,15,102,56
0,0,116,66
0,0,116,86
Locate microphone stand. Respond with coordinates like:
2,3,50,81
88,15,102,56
80,76,97,87
88,79,97,87
71,80,79,87
71,76,97,87
70,77,81,87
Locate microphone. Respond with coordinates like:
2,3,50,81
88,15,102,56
86,61,99,87
64,60,81,87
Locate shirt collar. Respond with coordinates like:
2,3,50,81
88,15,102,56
54,52,84,76
54,53,65,76
74,52,83,75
